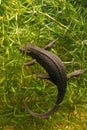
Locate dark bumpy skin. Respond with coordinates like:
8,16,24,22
19,44,67,118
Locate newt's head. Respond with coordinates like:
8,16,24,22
19,43,35,55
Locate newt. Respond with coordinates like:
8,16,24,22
19,41,83,118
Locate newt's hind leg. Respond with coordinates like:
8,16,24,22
36,73,50,80
24,59,36,66
67,69,84,80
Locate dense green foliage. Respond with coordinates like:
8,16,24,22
0,0,87,129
